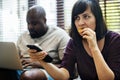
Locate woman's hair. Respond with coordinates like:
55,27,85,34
69,0,107,46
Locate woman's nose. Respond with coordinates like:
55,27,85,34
78,19,85,26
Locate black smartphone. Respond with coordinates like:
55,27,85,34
27,45,42,52
26,45,53,63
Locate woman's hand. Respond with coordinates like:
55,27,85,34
28,49,47,62
81,28,98,49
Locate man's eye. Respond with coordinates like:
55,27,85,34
32,22,37,25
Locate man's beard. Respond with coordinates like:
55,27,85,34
29,30,46,38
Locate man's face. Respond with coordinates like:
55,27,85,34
27,15,47,38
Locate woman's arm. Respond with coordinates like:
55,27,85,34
28,49,70,80
91,47,114,80
82,28,114,80
40,61,69,80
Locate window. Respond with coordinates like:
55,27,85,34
99,0,120,33
0,0,57,43
56,0,64,29
0,0,119,43
64,0,77,32
36,0,57,26
64,0,120,33
0,0,28,43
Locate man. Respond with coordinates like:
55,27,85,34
17,5,70,80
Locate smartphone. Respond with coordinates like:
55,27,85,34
26,44,53,63
27,45,42,52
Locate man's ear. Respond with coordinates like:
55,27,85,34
44,18,46,23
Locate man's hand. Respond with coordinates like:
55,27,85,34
20,56,43,68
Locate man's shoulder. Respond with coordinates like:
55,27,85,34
17,31,32,44
49,25,68,33
18,31,29,39
45,25,70,39
20,31,29,36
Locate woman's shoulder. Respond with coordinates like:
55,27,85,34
106,30,120,40
105,31,120,48
67,38,78,48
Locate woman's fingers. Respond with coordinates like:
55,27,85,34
29,51,47,61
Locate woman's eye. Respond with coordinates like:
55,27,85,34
84,15,90,19
74,16,80,20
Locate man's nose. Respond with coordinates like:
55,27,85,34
28,24,34,29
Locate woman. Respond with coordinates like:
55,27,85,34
28,0,120,80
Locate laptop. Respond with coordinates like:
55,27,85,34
0,42,23,70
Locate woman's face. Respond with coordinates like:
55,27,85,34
74,7,96,33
